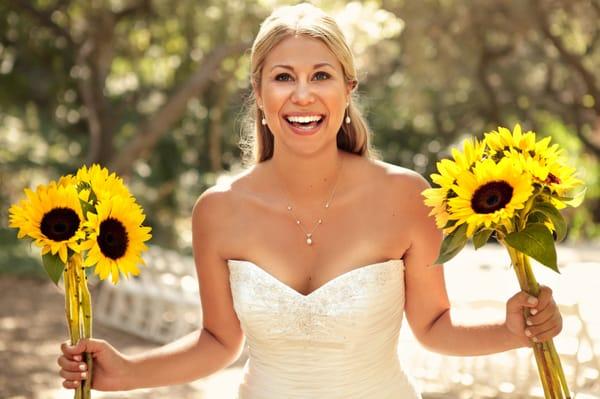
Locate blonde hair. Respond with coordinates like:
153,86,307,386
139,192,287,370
238,2,381,167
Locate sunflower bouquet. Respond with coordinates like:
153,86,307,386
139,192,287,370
421,124,586,399
8,164,152,399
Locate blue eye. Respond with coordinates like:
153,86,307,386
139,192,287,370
275,73,292,81
314,71,330,80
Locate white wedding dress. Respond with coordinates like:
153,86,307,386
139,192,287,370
227,258,422,399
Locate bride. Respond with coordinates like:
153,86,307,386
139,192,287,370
57,3,563,398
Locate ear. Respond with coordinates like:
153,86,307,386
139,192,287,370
252,81,263,109
345,79,357,99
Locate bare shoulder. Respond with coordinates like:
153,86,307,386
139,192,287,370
366,159,438,242
190,167,260,354
370,158,432,201
192,166,259,231
192,185,229,223
385,162,447,344
193,166,254,207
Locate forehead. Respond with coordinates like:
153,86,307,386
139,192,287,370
263,35,342,71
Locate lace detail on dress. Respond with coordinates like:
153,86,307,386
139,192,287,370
228,259,402,339
226,258,422,399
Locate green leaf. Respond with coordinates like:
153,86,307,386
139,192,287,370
442,218,457,229
554,195,573,201
79,199,95,219
553,186,587,206
527,212,545,224
435,223,468,264
435,236,467,264
473,228,493,249
504,223,558,273
563,186,587,208
529,201,567,243
42,252,66,286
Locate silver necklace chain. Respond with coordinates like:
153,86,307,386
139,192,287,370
277,156,344,246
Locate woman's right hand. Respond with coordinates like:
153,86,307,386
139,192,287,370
58,338,132,391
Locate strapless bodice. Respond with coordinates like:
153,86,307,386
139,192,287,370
227,258,421,399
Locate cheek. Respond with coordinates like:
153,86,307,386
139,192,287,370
261,82,348,116
322,84,348,107
262,85,291,112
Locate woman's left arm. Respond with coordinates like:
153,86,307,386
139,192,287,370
399,172,563,356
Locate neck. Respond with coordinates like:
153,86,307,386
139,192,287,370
269,147,347,206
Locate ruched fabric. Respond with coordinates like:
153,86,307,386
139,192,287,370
227,258,422,399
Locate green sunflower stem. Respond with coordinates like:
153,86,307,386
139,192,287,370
65,256,82,399
504,240,529,292
504,243,551,396
501,242,571,398
522,254,572,398
533,342,553,398
520,193,538,228
549,339,571,398
546,345,562,399
74,254,93,398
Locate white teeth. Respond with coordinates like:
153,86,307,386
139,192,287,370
286,115,323,123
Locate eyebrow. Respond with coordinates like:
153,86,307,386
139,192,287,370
270,62,335,72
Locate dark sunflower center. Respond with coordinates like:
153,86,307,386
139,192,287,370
41,208,81,242
471,181,513,214
97,218,129,260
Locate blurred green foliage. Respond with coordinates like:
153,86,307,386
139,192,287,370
0,227,46,279
1,0,599,277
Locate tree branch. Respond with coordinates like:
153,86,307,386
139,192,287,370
109,41,249,176
532,0,600,114
572,103,600,158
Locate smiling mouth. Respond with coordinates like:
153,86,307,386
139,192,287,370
284,115,325,130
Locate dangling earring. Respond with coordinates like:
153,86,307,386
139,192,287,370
260,107,267,125
345,107,351,124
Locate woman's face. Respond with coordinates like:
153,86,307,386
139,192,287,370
255,35,352,153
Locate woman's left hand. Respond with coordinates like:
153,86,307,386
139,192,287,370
505,285,563,347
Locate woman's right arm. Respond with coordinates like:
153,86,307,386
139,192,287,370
58,188,246,391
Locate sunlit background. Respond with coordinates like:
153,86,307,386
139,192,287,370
1,0,599,398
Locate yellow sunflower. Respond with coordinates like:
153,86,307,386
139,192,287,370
451,136,487,171
58,174,93,204
447,157,534,238
80,196,152,284
484,124,537,156
74,164,133,204
422,159,462,234
484,124,585,209
422,137,486,234
8,182,86,264
542,161,586,210
484,124,563,183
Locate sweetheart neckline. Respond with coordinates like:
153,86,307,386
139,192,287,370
227,258,404,298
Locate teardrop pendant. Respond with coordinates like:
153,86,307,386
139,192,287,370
306,233,312,245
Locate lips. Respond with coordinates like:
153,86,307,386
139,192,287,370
283,113,326,135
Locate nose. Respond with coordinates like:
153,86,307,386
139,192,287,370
291,81,315,105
